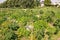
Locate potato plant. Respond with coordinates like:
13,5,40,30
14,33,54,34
0,7,60,40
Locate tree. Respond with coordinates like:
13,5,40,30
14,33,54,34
44,0,51,6
0,0,39,8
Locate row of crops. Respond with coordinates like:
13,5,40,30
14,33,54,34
0,7,60,40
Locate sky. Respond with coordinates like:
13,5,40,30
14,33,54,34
0,0,6,3
51,0,60,2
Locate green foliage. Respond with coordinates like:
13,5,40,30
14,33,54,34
39,10,44,14
4,30,18,40
34,20,48,40
8,22,19,31
53,19,60,30
34,20,48,30
46,27,56,35
0,17,7,24
0,7,60,40
0,0,40,8
45,16,53,23
44,0,51,6
41,11,55,23
17,27,30,37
